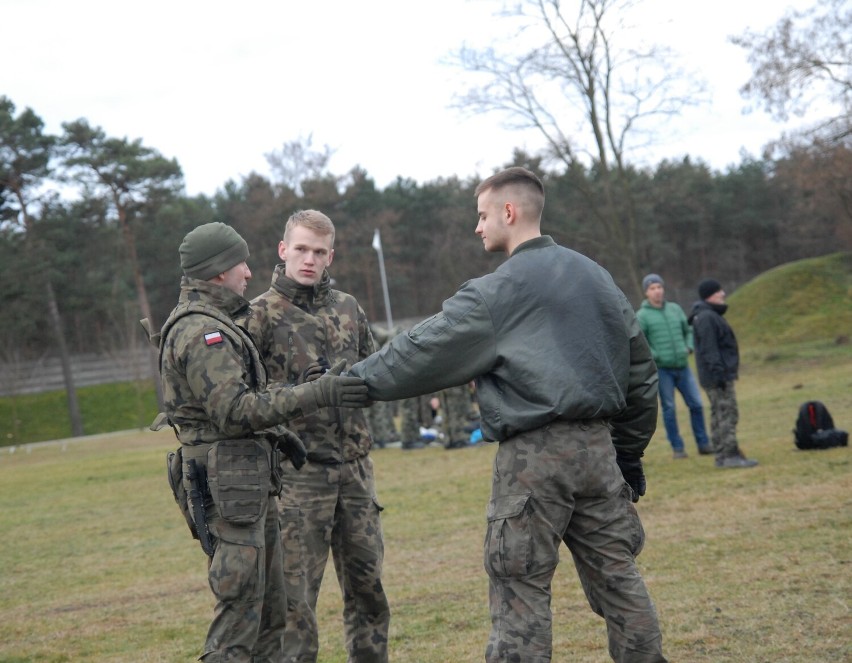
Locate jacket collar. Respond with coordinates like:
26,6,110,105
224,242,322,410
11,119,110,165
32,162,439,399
641,299,667,311
270,263,333,307
510,235,555,257
179,276,250,318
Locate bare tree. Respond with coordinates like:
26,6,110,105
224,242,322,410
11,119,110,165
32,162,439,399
265,134,336,195
452,0,703,299
731,0,852,145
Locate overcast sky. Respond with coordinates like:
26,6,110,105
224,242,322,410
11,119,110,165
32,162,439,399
5,0,820,196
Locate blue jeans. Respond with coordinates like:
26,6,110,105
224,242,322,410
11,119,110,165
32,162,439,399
658,367,709,452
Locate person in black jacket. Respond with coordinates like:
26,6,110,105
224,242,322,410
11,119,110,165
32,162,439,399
688,279,758,468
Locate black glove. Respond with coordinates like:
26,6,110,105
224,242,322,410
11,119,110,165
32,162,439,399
308,359,369,408
300,357,331,384
615,453,646,503
275,427,307,470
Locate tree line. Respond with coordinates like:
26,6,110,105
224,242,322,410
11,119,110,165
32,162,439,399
4,0,850,439
2,100,850,367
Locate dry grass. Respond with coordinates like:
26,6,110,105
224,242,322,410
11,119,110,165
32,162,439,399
1,343,850,662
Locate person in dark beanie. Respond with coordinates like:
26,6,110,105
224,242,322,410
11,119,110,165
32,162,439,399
688,279,758,469
637,274,712,459
150,221,369,662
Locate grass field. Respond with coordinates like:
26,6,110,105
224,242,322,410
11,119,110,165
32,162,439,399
1,340,850,662
0,381,159,446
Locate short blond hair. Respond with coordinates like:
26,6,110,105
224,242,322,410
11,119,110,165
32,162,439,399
283,209,336,246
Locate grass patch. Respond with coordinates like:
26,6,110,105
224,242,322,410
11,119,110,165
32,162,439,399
1,346,850,662
0,380,159,446
1,252,850,659
727,251,852,346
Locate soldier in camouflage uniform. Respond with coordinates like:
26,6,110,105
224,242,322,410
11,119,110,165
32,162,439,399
365,397,398,447
399,394,432,449
244,210,390,662
439,383,473,449
365,325,400,447
157,222,369,663
351,168,667,662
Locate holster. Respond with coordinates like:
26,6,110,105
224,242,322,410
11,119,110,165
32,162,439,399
185,457,216,556
166,447,197,539
270,447,285,496
166,446,216,557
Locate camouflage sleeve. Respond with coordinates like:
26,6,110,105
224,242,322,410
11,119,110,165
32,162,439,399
610,294,659,458
358,304,376,358
166,316,317,436
243,298,271,359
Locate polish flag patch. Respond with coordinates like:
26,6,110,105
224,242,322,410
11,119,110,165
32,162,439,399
204,331,224,346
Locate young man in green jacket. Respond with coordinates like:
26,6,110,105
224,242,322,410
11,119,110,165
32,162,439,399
636,274,712,459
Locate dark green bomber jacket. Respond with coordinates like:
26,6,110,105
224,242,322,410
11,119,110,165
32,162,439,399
244,265,376,464
349,236,658,458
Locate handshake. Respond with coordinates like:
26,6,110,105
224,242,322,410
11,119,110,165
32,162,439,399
297,358,369,409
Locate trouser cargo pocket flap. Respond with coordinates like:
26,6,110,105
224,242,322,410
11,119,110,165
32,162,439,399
486,493,531,521
485,493,532,578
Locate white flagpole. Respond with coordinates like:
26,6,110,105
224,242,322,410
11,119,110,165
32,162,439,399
372,229,394,330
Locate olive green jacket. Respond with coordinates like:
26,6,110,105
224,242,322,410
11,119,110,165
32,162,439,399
350,236,658,458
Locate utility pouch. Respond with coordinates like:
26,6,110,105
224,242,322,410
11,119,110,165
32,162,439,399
206,439,270,525
166,447,199,540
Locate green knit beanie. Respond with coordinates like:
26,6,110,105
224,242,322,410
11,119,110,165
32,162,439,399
179,222,249,280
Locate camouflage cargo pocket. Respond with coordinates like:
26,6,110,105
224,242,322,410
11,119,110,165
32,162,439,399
484,492,532,578
620,483,646,557
207,439,270,525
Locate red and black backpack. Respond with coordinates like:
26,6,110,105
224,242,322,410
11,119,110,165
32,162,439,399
793,401,848,450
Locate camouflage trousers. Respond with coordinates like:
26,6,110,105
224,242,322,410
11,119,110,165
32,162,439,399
367,400,399,445
400,394,431,444
484,420,666,663
440,384,471,446
277,455,390,662
202,494,288,663
705,382,740,459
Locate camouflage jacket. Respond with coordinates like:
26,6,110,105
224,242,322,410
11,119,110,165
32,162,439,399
159,277,320,447
244,265,376,463
350,236,658,458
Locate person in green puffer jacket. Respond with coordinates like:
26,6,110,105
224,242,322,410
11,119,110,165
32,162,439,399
636,274,712,459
